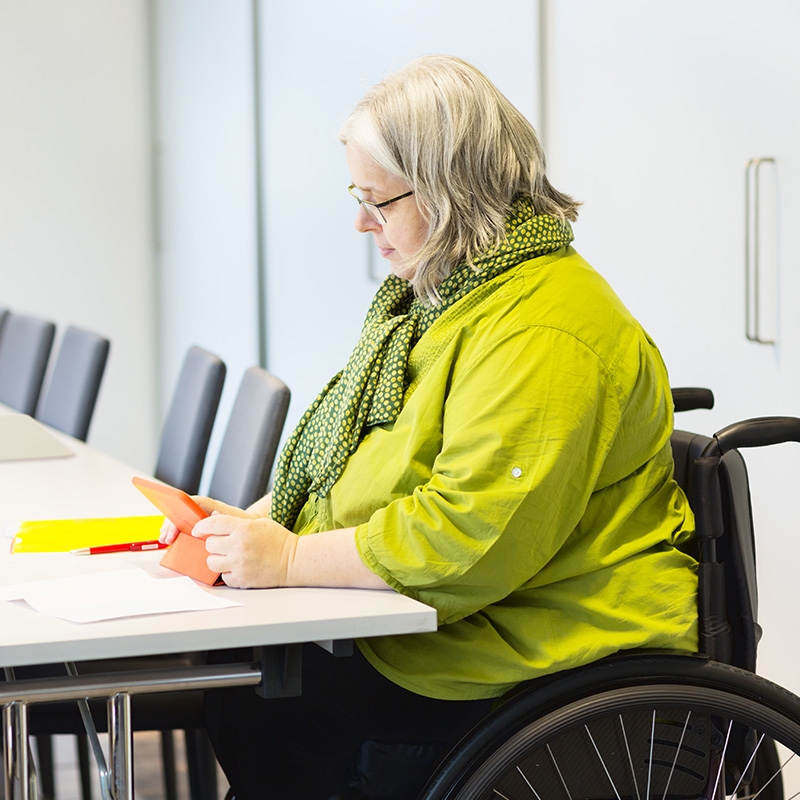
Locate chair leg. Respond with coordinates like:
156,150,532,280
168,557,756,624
77,735,93,800
160,731,179,800
35,735,56,800
185,728,218,800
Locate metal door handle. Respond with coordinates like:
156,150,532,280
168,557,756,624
745,156,776,344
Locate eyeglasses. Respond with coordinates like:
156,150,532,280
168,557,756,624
347,184,414,224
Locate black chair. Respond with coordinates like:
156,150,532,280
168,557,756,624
147,366,291,800
35,326,110,441
420,400,800,800
29,364,290,800
22,326,110,796
23,345,226,800
154,345,227,495
0,312,56,415
108,345,227,800
207,366,291,507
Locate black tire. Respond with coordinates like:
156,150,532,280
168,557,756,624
421,655,800,800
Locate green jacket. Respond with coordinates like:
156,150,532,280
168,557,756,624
294,246,698,700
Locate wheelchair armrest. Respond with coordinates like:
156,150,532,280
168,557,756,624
672,387,715,412
711,416,800,455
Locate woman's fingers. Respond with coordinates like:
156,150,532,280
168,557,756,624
190,516,296,589
159,518,180,544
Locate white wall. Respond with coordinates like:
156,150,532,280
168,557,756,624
0,0,540,481
258,0,541,441
151,0,541,487
150,0,261,491
0,0,158,472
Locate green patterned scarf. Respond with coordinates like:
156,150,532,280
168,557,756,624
270,197,573,528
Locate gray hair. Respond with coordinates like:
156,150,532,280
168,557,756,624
339,54,580,302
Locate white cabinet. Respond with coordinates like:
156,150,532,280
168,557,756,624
257,0,541,436
548,0,800,693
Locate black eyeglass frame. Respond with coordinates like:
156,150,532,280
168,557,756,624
347,184,414,224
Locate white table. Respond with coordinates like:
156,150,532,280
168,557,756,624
0,411,437,799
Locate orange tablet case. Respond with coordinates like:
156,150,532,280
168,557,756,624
158,532,223,586
131,477,222,585
131,476,208,533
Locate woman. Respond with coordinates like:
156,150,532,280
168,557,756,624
162,55,698,799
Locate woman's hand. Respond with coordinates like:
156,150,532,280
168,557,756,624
158,496,257,545
191,514,297,589
181,514,390,591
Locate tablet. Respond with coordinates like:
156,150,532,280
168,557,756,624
131,476,208,534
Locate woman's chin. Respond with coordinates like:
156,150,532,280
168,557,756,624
388,260,417,281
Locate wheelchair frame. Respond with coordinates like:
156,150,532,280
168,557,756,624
420,389,800,800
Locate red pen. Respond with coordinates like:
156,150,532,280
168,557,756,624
70,540,169,555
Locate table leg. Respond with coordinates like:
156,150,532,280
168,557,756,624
3,701,30,800
1,659,262,799
107,693,132,800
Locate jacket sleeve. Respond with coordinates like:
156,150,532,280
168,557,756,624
355,323,625,625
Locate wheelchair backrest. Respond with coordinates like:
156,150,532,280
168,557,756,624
671,429,761,672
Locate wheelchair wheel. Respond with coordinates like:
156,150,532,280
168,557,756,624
421,656,800,800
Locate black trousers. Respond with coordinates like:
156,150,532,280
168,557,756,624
204,643,495,800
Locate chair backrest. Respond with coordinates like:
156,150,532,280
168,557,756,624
154,346,226,494
207,366,291,508
671,429,760,672
35,326,110,441
0,307,9,338
669,391,800,675
0,312,56,415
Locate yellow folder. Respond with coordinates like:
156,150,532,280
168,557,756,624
9,516,165,553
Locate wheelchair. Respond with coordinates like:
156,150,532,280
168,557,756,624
419,388,800,800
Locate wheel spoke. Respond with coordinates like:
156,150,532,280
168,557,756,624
710,719,734,800
730,732,766,797
756,750,798,800
619,714,642,800
659,710,692,800
584,723,622,800
546,742,572,800
420,661,800,800
513,765,542,799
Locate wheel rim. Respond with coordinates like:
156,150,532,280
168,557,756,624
443,684,800,800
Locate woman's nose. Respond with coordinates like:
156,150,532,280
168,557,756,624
355,205,381,233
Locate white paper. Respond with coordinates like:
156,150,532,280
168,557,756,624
0,568,142,602
0,567,240,623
